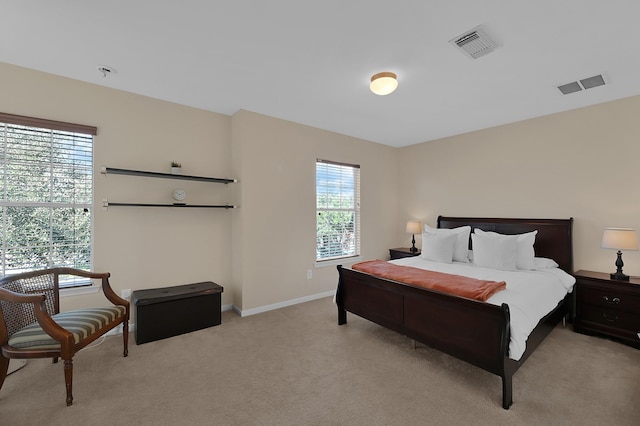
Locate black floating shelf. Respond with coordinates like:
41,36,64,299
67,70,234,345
105,202,235,209
102,167,235,184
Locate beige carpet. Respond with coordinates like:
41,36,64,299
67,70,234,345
1,297,639,425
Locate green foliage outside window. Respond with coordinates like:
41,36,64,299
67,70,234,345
1,121,93,276
316,161,360,261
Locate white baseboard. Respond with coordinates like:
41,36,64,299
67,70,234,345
235,290,335,317
104,293,331,336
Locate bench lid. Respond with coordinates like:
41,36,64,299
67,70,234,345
133,281,223,306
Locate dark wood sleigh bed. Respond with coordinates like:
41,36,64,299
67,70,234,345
336,216,574,409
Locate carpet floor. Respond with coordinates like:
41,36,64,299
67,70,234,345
1,297,639,425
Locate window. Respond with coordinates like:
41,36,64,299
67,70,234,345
316,159,360,261
0,113,96,284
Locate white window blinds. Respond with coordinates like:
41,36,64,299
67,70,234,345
316,159,360,261
0,113,96,277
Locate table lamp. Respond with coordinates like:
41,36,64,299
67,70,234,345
406,221,422,253
601,228,639,281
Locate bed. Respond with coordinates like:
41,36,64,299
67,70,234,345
335,216,574,409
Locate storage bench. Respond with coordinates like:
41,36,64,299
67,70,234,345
133,281,223,344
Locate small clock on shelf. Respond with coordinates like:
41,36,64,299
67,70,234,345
172,189,186,204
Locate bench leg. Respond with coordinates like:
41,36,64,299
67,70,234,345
64,359,74,406
123,320,129,357
0,355,9,391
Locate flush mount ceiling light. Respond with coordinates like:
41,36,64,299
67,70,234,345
370,72,398,96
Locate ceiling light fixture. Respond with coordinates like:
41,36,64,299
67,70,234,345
370,72,398,96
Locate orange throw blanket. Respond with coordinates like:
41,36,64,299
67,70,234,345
351,260,506,302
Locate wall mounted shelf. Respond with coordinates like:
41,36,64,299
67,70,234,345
101,166,237,210
101,166,236,183
102,200,235,209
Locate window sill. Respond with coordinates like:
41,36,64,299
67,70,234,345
60,284,100,297
314,256,362,268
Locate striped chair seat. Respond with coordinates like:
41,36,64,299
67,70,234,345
8,306,126,351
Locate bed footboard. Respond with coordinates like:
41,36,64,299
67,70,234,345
337,264,514,408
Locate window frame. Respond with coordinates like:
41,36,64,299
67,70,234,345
315,159,361,266
0,112,96,288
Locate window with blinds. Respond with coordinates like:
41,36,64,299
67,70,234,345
316,159,360,261
0,113,96,282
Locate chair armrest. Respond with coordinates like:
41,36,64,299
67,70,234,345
0,287,75,354
0,287,46,304
100,276,130,309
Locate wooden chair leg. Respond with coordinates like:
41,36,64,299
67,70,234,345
0,355,9,391
123,321,129,357
64,359,73,406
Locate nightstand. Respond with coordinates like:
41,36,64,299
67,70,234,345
573,270,640,349
389,247,421,260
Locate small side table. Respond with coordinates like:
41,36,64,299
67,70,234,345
573,270,640,349
389,247,421,260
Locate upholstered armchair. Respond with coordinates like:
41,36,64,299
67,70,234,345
0,268,129,406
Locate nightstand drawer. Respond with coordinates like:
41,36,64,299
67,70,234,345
577,304,640,331
577,286,640,314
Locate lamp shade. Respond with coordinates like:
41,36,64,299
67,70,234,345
406,221,422,234
601,228,639,251
370,72,398,95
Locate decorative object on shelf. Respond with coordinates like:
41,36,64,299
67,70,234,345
173,189,187,201
172,189,186,203
170,161,182,175
601,228,639,281
406,220,422,252
370,72,398,95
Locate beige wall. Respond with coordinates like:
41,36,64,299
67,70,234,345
0,62,234,313
231,110,399,312
397,95,640,277
4,58,638,315
0,61,399,315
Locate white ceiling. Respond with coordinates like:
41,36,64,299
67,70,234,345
1,1,639,147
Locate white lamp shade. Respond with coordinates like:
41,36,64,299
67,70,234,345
370,72,398,96
601,228,639,251
406,221,422,234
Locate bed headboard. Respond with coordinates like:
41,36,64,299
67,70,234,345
437,216,574,274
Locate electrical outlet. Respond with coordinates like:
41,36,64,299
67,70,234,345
307,269,312,279
121,289,131,300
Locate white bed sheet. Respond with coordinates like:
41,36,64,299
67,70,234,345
390,257,575,361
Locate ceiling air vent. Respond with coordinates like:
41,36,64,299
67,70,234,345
450,25,499,59
557,74,606,95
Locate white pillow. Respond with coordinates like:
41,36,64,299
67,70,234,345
474,229,537,270
471,232,518,271
420,231,457,263
534,257,559,269
423,225,471,263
